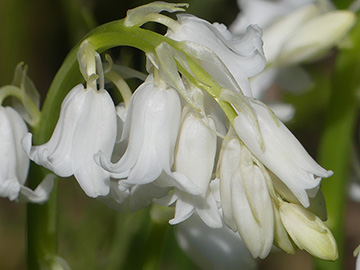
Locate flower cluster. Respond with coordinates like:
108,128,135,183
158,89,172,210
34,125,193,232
2,1,343,262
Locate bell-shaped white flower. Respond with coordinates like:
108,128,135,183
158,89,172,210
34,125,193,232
166,14,266,97
232,99,333,207
0,106,29,200
96,75,201,195
158,108,222,228
23,83,117,198
218,134,274,258
0,106,54,202
23,42,117,198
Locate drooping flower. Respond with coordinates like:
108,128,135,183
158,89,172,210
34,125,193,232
23,42,117,198
96,75,201,195
87,3,336,261
166,13,266,96
227,96,333,207
0,106,54,202
157,107,222,228
218,132,274,258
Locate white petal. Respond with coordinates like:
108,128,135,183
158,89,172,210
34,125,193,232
0,107,29,200
98,75,182,188
169,193,196,225
5,107,29,185
97,81,151,175
169,187,222,228
25,84,86,176
126,86,181,184
230,145,274,258
234,100,332,207
72,88,117,197
195,189,223,228
0,178,20,201
166,111,222,227
26,84,117,198
174,112,217,192
219,137,241,231
163,172,202,195
18,174,55,203
167,14,265,96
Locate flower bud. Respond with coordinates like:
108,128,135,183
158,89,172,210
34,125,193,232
279,201,338,260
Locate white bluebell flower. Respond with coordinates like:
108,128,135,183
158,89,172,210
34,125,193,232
158,107,222,228
23,42,117,198
0,106,53,202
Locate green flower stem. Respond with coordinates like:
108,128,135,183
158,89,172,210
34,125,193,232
141,220,169,270
313,18,360,270
27,165,58,270
27,17,237,269
36,19,237,145
105,210,148,270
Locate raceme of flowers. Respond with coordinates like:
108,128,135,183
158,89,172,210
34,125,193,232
1,1,340,261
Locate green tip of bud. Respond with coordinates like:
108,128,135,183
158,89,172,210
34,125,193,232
279,202,338,261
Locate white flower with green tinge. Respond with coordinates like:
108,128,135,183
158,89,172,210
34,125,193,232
23,43,117,198
231,98,333,207
279,201,338,260
96,75,202,195
218,134,274,258
0,106,54,202
158,108,222,228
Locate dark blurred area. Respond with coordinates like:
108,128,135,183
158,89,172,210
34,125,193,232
0,0,238,99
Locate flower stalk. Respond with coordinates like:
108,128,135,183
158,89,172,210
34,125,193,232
27,165,58,270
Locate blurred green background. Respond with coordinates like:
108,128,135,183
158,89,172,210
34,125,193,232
0,0,359,269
